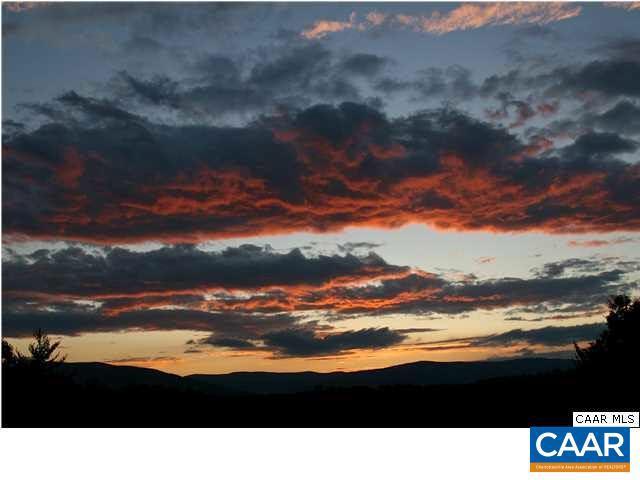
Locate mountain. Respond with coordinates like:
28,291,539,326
56,358,572,395
58,362,187,389
187,357,572,394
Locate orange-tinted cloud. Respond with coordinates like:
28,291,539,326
301,12,359,39
4,246,634,363
411,2,582,35
4,103,639,244
301,3,581,39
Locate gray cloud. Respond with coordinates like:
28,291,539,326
469,323,605,347
339,53,390,77
262,327,406,357
110,44,391,120
3,244,407,297
591,100,640,135
1,308,299,339
337,242,384,254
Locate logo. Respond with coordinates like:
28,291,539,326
530,427,630,472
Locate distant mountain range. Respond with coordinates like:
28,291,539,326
60,357,573,395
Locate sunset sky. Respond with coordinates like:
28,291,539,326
2,1,640,375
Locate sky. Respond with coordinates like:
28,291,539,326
2,1,640,375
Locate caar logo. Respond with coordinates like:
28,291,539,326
530,427,630,472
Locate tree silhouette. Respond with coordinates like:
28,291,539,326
27,329,66,367
575,294,639,372
2,339,20,368
2,330,67,374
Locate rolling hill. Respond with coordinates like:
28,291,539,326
59,357,573,395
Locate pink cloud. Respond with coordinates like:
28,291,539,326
301,3,581,39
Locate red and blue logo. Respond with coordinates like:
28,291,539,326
530,427,630,472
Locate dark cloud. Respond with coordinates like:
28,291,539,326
199,337,257,350
469,323,605,347
337,242,384,254
189,54,242,83
1,308,299,339
249,44,331,89
534,258,607,278
191,258,637,318
485,93,541,128
591,37,640,62
561,131,638,161
2,119,25,140
486,60,640,100
114,73,182,110
372,77,414,95
4,98,640,244
120,35,165,56
517,25,558,39
3,244,407,297
111,44,373,119
2,2,270,40
421,322,606,354
416,66,478,100
338,53,390,77
372,65,478,101
591,100,640,135
261,327,406,357
3,243,634,354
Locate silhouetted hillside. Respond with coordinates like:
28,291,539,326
60,362,184,388
187,357,572,394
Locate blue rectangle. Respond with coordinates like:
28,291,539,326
530,427,630,463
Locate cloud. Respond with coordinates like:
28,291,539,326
4,242,635,359
301,11,358,39
337,242,384,254
592,37,640,62
97,256,634,319
301,3,581,39
554,60,640,98
477,59,640,105
3,2,47,13
421,322,606,354
199,336,258,350
534,258,613,278
261,327,406,357
339,53,390,77
567,237,637,248
475,257,496,265
591,101,640,135
2,2,267,41
3,244,408,299
468,323,605,347
106,355,182,366
605,2,640,11
404,2,582,35
1,308,300,339
108,44,390,120
4,100,640,244
12,246,634,320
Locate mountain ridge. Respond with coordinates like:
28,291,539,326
59,357,573,395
